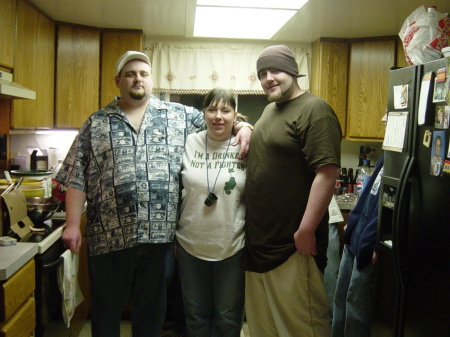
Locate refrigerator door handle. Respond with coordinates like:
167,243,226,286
391,155,415,337
393,155,414,284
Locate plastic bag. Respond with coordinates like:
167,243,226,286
399,6,450,65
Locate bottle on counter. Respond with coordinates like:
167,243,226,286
356,160,372,196
340,168,348,195
335,178,342,196
347,168,354,194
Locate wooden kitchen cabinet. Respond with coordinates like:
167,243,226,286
55,25,100,129
101,30,144,107
12,0,55,129
12,0,38,129
0,0,16,69
312,36,405,141
311,38,349,136
0,259,35,337
346,37,397,140
35,12,56,126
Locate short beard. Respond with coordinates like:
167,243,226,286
267,92,282,103
266,77,294,103
130,92,145,100
129,89,146,100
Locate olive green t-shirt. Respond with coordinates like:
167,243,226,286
243,92,342,273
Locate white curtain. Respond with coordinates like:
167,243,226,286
151,43,309,95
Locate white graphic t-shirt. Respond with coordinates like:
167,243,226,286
177,130,246,261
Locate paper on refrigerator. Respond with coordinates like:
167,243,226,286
418,71,434,125
383,112,408,152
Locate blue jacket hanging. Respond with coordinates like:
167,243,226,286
344,155,384,270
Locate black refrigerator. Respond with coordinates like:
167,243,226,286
372,58,450,337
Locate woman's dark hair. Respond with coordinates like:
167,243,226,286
202,88,248,122
203,88,237,111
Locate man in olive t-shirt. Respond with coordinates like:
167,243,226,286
243,45,342,337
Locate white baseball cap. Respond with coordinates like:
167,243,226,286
116,51,150,75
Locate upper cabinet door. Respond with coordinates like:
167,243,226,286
311,38,349,137
55,25,100,128
12,0,39,128
12,0,55,129
100,30,143,107
347,38,396,139
0,0,16,69
35,12,56,126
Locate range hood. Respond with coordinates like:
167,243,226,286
0,70,36,100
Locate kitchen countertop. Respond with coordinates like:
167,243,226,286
36,224,65,254
337,199,357,210
0,243,38,280
0,222,66,281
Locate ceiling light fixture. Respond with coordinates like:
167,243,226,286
193,0,308,39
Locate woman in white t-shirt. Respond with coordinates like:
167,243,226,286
176,88,247,337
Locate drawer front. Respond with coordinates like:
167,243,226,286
0,297,35,337
0,259,35,322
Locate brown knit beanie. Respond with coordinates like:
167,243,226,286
256,45,305,79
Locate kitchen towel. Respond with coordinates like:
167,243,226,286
57,249,84,327
328,195,344,223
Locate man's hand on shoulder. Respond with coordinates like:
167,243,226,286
232,121,253,159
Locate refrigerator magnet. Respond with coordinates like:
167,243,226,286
434,105,450,129
423,130,432,147
447,137,450,158
442,160,450,176
430,130,445,177
436,68,447,83
394,84,409,109
446,78,450,106
433,68,448,103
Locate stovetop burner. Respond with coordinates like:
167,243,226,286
21,226,54,243
5,219,66,254
19,219,66,243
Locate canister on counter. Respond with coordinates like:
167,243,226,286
30,150,49,170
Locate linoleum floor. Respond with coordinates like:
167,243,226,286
44,320,250,337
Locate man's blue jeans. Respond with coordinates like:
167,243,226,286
177,244,245,337
324,223,341,319
332,245,376,337
88,243,174,337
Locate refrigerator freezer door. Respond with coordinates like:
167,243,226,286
373,65,421,337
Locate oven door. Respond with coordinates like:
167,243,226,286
34,238,67,337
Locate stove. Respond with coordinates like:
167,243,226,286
37,225,65,253
2,183,70,336
21,220,66,253
26,220,68,337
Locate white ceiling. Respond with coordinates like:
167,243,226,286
28,0,450,44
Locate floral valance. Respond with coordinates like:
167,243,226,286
150,43,309,95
